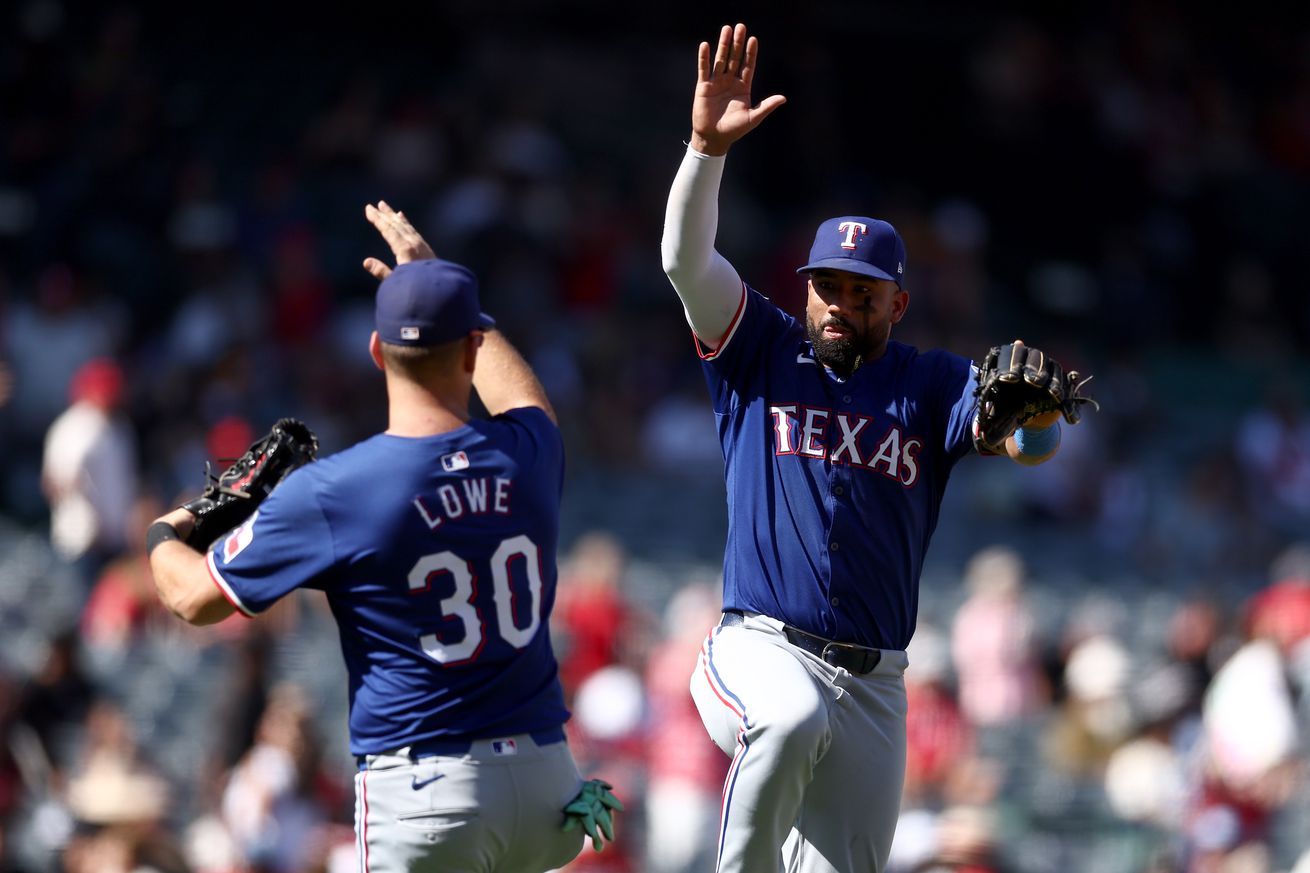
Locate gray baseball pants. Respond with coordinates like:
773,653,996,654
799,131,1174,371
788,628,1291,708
690,612,910,873
353,733,585,873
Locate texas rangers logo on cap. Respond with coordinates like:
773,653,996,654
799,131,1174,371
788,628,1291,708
838,221,867,250
797,215,907,288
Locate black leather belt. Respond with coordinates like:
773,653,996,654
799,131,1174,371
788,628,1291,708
720,610,882,674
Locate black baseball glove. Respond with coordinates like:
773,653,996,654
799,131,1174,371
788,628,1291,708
182,418,319,549
973,343,1097,450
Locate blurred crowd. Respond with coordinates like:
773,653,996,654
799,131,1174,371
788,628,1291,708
0,525,1307,873
1,2,1309,872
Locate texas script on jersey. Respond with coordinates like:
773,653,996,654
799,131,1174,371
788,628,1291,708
770,404,923,486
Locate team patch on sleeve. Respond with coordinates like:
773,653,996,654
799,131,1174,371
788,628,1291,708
220,510,259,564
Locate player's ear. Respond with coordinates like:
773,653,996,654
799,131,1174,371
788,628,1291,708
801,273,818,300
890,288,909,324
368,331,385,371
462,331,483,375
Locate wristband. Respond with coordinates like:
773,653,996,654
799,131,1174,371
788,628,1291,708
1014,420,1061,457
146,521,181,555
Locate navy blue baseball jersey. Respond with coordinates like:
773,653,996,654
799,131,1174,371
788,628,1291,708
205,408,569,756
702,287,978,651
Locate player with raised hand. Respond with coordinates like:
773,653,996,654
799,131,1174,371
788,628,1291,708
147,202,620,871
662,22,1092,873
690,23,787,157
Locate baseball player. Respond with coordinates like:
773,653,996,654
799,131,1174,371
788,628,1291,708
146,203,618,872
662,24,1075,873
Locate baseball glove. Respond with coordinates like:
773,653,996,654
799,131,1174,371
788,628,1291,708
973,343,1097,450
182,418,319,549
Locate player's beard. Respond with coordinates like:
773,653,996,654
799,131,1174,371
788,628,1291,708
806,315,863,376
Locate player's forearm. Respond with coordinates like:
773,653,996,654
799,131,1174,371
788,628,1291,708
661,146,744,342
473,330,556,423
149,541,234,625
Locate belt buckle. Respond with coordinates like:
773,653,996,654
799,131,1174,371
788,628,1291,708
820,641,845,668
820,641,879,673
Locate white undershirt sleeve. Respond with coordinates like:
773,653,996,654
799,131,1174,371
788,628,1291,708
660,146,745,346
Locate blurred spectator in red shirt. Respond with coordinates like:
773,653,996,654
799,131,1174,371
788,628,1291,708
904,626,974,809
1245,542,1310,659
554,532,632,699
565,663,645,873
81,495,172,658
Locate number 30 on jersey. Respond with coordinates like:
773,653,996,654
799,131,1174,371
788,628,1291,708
406,534,543,665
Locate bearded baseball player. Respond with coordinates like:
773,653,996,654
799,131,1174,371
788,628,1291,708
146,203,620,872
662,24,1092,873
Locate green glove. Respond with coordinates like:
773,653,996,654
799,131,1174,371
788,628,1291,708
562,779,625,851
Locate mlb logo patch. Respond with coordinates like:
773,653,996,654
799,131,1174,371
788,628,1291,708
491,739,518,756
441,451,470,472
221,511,259,563
401,326,420,340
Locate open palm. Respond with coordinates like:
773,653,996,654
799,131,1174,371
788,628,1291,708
691,23,786,156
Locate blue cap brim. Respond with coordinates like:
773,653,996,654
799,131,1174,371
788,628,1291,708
477,313,496,330
796,258,899,284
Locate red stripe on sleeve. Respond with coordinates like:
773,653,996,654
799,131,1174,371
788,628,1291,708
205,553,255,618
696,282,748,361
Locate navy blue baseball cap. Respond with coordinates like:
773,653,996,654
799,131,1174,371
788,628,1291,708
796,216,907,288
375,259,495,346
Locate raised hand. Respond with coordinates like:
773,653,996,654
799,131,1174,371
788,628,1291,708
362,200,436,280
690,23,787,156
